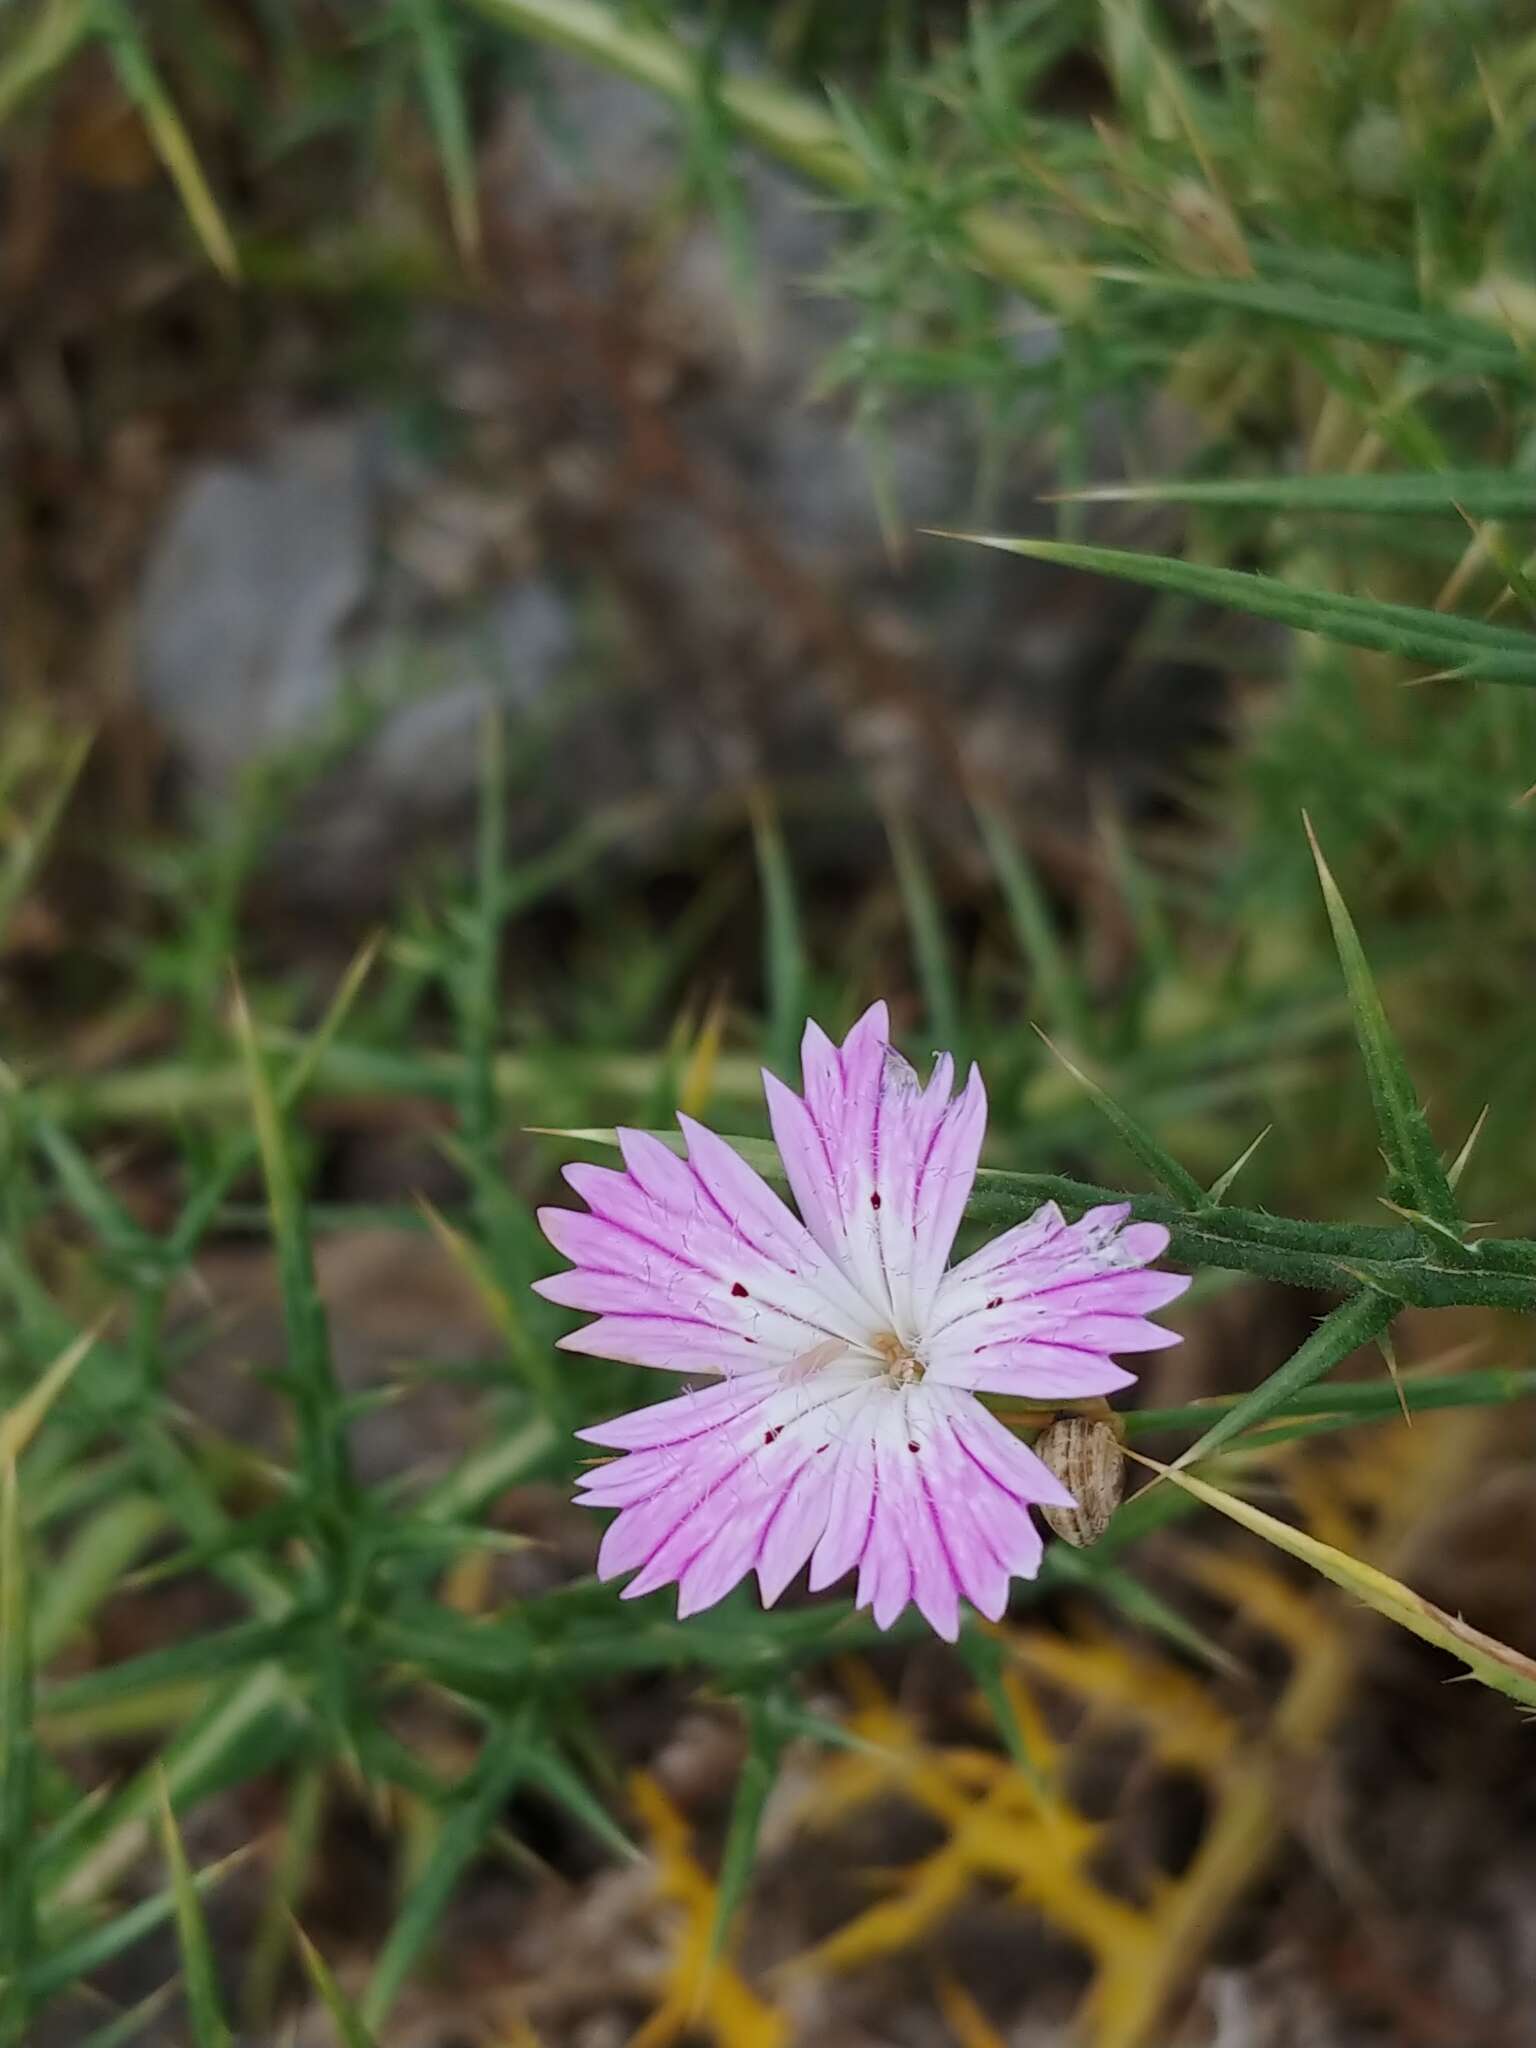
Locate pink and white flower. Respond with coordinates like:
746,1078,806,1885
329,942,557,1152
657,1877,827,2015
535,1003,1187,1640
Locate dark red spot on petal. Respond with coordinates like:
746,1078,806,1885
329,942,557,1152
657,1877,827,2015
763,1426,783,1445
907,1441,920,1453
986,1296,1003,1311
815,1443,829,1454
869,1190,882,1209
731,1281,749,1298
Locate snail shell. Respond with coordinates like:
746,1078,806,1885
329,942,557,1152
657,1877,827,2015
1034,1416,1125,1547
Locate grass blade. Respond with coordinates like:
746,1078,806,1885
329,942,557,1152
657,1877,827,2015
1059,470,1536,518
72,1982,179,2048
0,0,91,128
93,0,240,279
28,1847,252,2006
0,1321,103,1465
39,1666,297,1916
973,802,1091,1050
942,535,1536,683
0,730,89,953
167,930,384,1264
1096,266,1530,378
158,1777,235,2048
749,789,807,1080
242,1763,328,2033
31,1494,166,1664
403,0,481,259
233,982,357,1577
708,1698,782,1965
293,1920,379,2048
887,812,963,1056
1139,1455,1536,1710
0,1465,36,2046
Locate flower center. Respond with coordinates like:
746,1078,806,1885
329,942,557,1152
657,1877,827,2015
871,1330,925,1385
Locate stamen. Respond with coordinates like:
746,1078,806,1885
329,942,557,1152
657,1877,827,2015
871,1330,925,1384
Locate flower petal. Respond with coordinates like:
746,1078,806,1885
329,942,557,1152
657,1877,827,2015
575,1362,877,1616
765,1004,987,1332
575,1367,1071,1634
924,1201,1189,1398
536,1123,874,1377
809,1384,1067,1639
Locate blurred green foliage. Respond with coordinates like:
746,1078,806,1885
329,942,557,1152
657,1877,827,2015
4,1,1536,2040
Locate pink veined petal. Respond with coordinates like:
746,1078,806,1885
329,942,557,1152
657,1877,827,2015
574,1363,878,1616
575,1369,1076,1632
867,1415,961,1640
809,1384,1067,1639
924,1200,1189,1399
577,1374,773,1451
765,1004,987,1332
535,1122,875,1377
753,1449,842,1605
805,1387,883,1594
946,1397,1076,1513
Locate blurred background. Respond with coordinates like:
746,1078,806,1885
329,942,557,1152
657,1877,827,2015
4,2,1536,2043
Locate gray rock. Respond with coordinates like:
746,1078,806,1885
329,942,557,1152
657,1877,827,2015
132,50,1215,906
136,420,376,785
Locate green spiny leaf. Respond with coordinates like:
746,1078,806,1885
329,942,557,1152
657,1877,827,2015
1129,1361,1536,1439
522,1742,639,1864
362,1718,529,2028
1172,1290,1398,1471
1305,818,1463,1238
1205,1126,1271,1204
1033,1028,1207,1207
